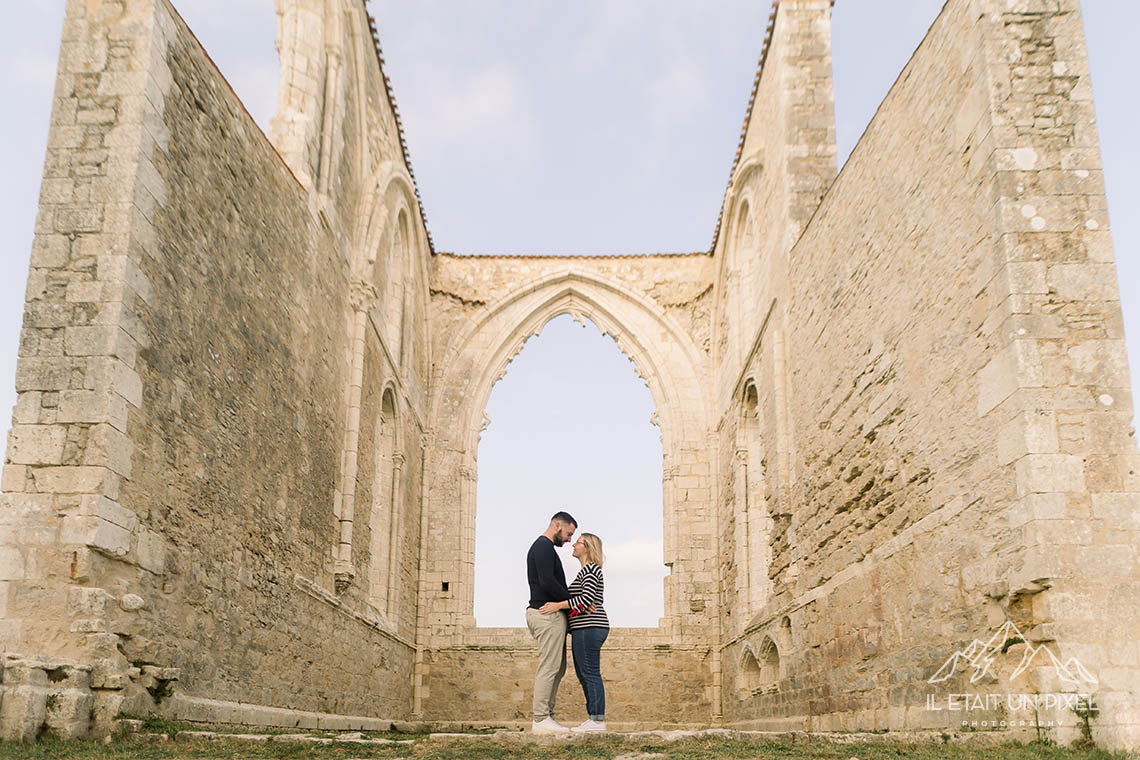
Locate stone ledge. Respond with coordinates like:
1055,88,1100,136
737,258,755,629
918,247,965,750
161,694,398,732
292,573,414,649
124,724,1023,747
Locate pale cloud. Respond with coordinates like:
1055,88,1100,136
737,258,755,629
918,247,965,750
8,51,58,93
636,57,711,183
409,62,539,168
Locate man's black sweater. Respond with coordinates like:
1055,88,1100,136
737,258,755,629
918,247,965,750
527,535,569,610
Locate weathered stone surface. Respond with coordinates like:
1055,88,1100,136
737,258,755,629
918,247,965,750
2,0,1137,750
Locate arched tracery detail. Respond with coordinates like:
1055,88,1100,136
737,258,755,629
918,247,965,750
426,268,711,640
334,162,423,593
715,153,763,381
385,209,410,359
739,636,781,696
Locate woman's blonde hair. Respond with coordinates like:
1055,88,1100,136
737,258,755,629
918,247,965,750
579,533,604,567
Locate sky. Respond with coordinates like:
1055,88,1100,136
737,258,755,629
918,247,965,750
1,2,1136,627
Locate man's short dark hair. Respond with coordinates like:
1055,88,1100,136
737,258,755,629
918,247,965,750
551,511,577,528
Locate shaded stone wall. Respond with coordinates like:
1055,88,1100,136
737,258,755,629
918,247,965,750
118,2,420,719
717,0,1140,747
424,630,712,729
0,0,430,737
2,0,1136,747
713,0,838,647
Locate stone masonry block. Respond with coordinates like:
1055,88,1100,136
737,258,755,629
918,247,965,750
59,515,130,557
14,358,78,392
978,340,1045,417
1086,411,1136,454
84,424,133,478
1001,261,1047,294
0,548,25,581
67,586,111,617
0,685,48,741
29,235,70,268
1,465,28,493
32,465,106,494
53,206,103,234
1091,493,1140,531
81,357,142,407
1066,340,1130,388
1008,493,1069,528
83,495,139,532
91,518,131,558
1015,454,1085,496
6,425,67,466
1074,544,1135,582
25,302,74,330
56,390,129,430
136,528,165,574
65,280,105,303
63,325,127,358
996,410,1058,465
1048,262,1119,302
45,689,93,739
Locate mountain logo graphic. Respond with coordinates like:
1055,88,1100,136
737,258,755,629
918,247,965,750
928,620,1098,687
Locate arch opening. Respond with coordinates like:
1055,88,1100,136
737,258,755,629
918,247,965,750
367,388,399,615
738,381,772,620
739,636,781,696
472,313,666,628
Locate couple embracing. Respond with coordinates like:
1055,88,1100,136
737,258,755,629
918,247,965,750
525,511,608,734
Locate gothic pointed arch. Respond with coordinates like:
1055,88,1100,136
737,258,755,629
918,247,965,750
432,268,708,455
426,266,712,640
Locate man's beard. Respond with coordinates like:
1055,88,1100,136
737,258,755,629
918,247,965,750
552,534,564,546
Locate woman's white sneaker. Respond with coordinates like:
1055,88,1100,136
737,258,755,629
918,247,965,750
531,717,570,734
570,719,606,732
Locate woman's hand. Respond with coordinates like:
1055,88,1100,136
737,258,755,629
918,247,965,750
539,601,566,614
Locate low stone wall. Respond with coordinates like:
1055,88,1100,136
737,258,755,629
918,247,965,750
422,630,713,728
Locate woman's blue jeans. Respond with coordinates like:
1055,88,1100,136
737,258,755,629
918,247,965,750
570,627,608,720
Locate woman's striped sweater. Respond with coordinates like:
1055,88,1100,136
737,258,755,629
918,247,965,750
567,562,608,629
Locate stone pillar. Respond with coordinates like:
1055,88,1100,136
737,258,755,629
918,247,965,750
334,280,377,591
315,0,344,198
386,451,406,617
0,0,172,706
970,0,1140,747
457,462,476,632
268,0,328,190
732,448,750,622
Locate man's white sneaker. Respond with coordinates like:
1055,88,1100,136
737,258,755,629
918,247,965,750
570,719,606,733
531,717,570,734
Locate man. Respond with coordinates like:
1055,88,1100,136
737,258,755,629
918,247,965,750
525,511,577,734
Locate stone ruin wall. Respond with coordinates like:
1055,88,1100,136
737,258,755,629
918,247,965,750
0,0,431,736
421,252,717,726
1,0,1138,748
716,0,1140,747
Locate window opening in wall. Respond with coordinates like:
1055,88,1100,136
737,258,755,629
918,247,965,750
474,313,665,627
739,382,772,619
385,211,410,355
367,389,398,613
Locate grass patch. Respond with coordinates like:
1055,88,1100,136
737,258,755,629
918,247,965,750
0,734,1134,760
0,737,409,759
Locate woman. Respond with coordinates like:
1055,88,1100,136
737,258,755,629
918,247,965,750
540,532,609,732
